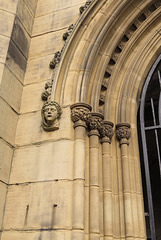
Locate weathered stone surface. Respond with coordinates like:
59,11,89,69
0,66,23,113
0,63,4,84
33,5,81,36
10,140,74,183
0,10,15,37
24,54,53,85
17,0,34,36
36,0,85,17
29,29,64,59
3,181,73,229
0,139,13,183
1,229,72,240
20,81,47,113
0,35,10,64
0,0,18,14
11,16,30,59
0,182,7,229
0,98,18,145
6,39,27,83
24,0,38,17
15,106,73,146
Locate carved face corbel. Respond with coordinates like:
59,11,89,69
41,101,62,131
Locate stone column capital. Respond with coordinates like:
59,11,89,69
116,123,131,146
70,103,92,128
100,121,114,144
88,113,104,137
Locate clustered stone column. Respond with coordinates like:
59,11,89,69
71,103,92,240
99,121,114,239
71,104,133,240
116,123,132,238
88,113,104,240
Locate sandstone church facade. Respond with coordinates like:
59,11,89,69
0,0,161,239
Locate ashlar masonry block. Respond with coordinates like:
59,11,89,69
0,10,15,37
0,0,18,14
0,98,18,146
36,0,85,17
1,229,72,240
15,106,73,146
24,0,38,17
29,29,64,59
3,181,73,230
24,54,53,85
6,39,27,84
0,35,10,64
17,0,34,36
0,182,7,230
20,81,47,114
0,66,23,113
10,140,74,184
32,5,82,36
0,139,13,184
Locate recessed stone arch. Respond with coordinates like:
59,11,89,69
51,0,161,121
48,1,161,239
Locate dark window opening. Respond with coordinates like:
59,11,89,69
138,55,161,240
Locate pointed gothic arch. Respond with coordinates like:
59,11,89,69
48,0,161,239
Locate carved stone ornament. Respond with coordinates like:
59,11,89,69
63,24,74,41
116,123,131,145
99,121,114,144
70,103,92,128
49,51,61,69
42,101,62,131
88,113,104,137
41,81,53,101
79,0,93,14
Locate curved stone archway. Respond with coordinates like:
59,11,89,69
48,1,161,240
52,0,161,116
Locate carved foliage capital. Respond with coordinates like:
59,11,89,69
100,121,114,144
70,103,92,128
88,113,104,136
116,123,131,145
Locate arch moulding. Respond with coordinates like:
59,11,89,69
48,0,161,239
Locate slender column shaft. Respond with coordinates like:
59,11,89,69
116,123,133,239
88,113,104,240
71,103,92,240
100,121,114,239
89,134,99,233
121,144,133,237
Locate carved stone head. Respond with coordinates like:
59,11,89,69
41,101,62,131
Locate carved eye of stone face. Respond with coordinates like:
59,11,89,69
44,106,57,122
